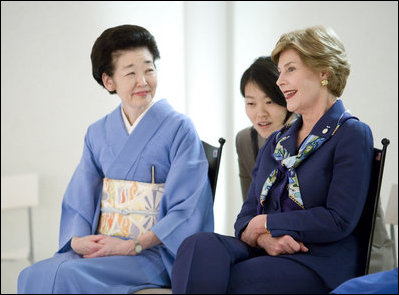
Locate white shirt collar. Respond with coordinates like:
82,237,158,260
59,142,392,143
121,100,156,134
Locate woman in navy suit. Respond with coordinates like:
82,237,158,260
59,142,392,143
171,25,375,294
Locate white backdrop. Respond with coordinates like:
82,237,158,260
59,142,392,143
1,1,397,293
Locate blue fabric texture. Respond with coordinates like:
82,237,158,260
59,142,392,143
234,99,375,290
18,99,214,293
331,268,398,294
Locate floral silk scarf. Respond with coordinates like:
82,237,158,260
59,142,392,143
260,110,352,210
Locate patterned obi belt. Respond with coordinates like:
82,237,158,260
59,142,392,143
97,168,164,239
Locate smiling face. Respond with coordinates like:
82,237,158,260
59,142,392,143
276,48,327,116
102,47,157,112
244,81,287,139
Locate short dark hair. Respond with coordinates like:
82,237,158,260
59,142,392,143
91,24,160,94
240,56,291,122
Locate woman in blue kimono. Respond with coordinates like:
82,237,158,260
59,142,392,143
18,24,214,294
171,25,374,293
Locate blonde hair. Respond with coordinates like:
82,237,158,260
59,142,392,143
271,26,350,98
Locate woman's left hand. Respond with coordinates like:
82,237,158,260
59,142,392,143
82,236,134,258
257,233,309,256
241,214,267,247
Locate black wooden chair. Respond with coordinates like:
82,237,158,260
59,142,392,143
201,137,226,201
355,138,390,276
134,137,226,294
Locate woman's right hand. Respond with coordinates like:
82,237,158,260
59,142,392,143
241,214,267,247
257,233,308,256
71,235,106,256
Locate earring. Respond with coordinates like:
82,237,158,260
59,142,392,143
321,79,328,86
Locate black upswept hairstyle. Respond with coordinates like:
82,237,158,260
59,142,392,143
91,24,160,94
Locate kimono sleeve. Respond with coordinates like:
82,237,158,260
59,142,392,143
58,127,103,252
150,118,214,255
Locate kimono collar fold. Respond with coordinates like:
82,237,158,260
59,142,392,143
106,99,175,179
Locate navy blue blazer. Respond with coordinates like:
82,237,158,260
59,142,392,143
234,99,374,289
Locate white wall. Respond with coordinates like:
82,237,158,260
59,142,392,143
231,1,398,217
183,2,235,234
1,1,397,293
1,1,185,293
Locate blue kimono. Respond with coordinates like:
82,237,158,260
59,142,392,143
18,99,214,293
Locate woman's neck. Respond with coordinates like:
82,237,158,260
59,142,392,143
301,95,337,134
297,95,336,148
122,103,150,126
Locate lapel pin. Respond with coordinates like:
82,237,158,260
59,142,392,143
322,126,330,134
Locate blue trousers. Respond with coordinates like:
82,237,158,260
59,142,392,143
172,232,329,294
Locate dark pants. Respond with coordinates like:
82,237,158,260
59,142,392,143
171,232,329,294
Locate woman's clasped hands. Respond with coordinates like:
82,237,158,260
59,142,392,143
71,235,137,258
241,214,309,256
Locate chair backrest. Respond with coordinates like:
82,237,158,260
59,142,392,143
355,138,390,276
201,137,226,201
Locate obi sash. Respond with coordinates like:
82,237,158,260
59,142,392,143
97,166,164,239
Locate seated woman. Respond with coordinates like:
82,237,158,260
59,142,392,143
235,56,296,202
18,24,213,294
236,58,393,274
171,25,374,293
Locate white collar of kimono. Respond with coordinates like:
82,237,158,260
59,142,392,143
121,99,156,135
